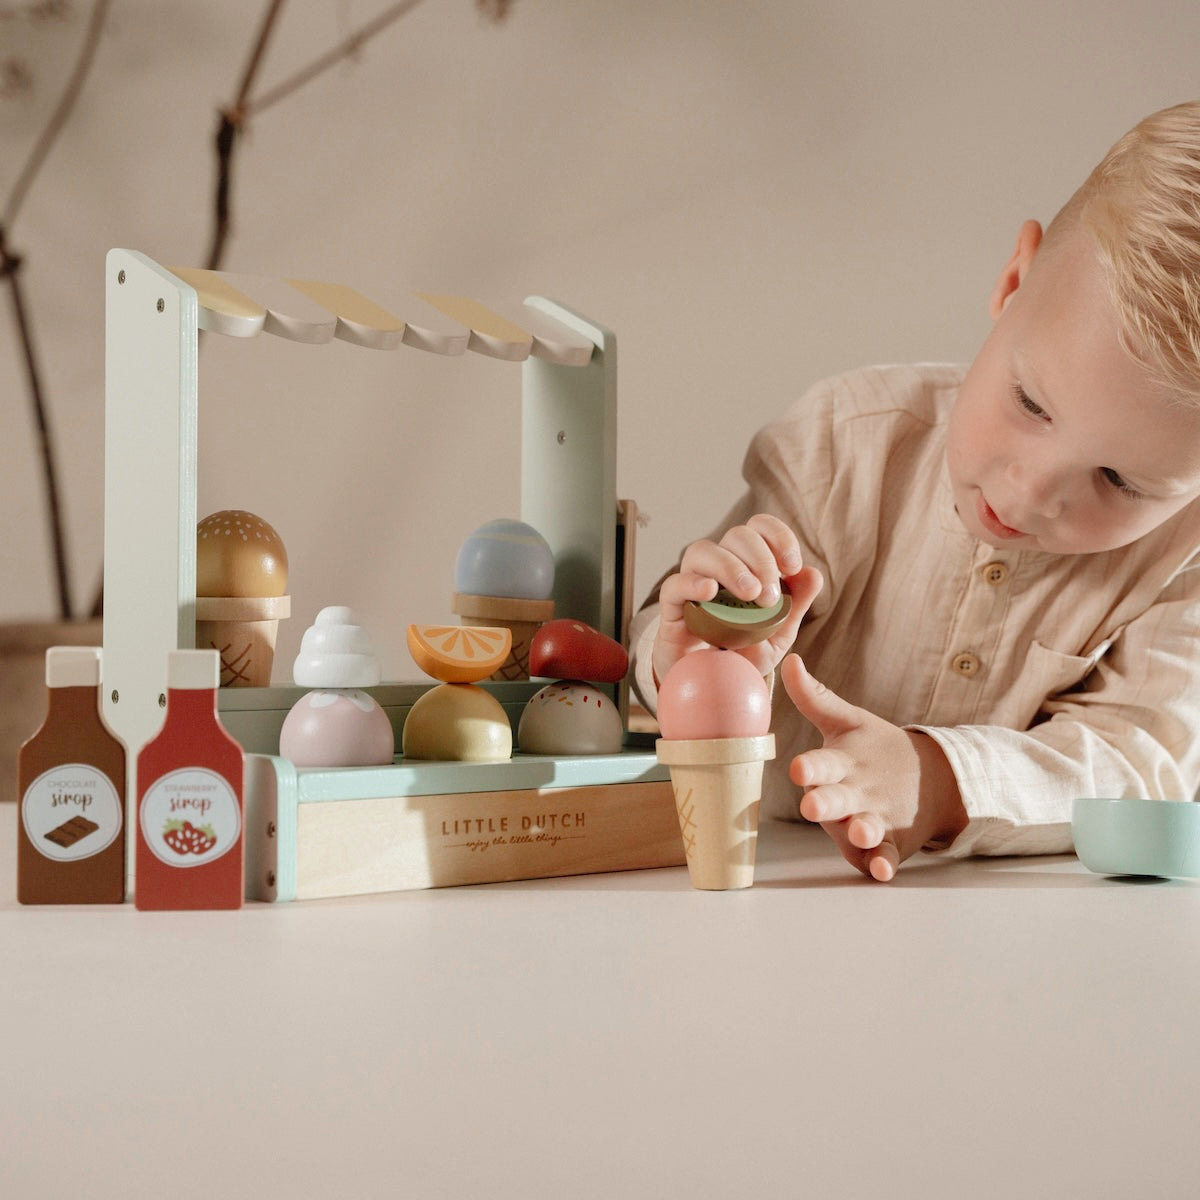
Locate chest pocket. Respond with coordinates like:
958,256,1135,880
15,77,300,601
1026,638,1111,704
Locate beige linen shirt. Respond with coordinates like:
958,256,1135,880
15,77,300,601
631,364,1200,857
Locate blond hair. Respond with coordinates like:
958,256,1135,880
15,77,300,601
1059,101,1200,400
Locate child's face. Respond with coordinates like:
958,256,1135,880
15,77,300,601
947,226,1200,555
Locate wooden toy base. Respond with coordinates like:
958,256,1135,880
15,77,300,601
218,682,683,901
245,751,682,901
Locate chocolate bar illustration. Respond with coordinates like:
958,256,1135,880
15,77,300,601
44,815,100,848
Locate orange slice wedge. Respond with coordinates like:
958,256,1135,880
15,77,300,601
407,623,513,683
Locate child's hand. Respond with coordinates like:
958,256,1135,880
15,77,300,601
781,655,967,881
652,515,822,686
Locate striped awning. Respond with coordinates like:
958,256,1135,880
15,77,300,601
166,266,596,366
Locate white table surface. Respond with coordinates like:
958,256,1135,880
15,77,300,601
3,807,1198,1200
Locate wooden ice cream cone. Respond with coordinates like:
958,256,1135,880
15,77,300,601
451,592,554,681
655,734,775,890
195,595,291,687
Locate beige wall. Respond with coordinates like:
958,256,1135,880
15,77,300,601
4,0,1199,679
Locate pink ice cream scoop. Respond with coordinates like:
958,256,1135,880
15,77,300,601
656,649,771,741
656,649,774,891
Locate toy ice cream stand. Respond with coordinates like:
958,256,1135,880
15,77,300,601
100,250,700,902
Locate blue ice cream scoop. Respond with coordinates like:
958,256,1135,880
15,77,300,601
454,518,555,600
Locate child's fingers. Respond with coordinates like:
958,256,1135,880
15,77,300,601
824,821,900,882
712,524,789,603
797,782,857,823
744,513,804,577
782,566,823,618
867,842,900,882
658,570,720,621
789,746,853,788
679,538,766,602
653,572,721,686
815,818,897,883
677,518,805,609
846,812,886,850
780,654,861,740
766,566,822,660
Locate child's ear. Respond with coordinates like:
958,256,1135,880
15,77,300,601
989,219,1044,320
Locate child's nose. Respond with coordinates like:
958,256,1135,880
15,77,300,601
1006,460,1065,518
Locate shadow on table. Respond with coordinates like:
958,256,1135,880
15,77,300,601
759,853,1199,890
486,818,1200,894
754,821,1199,890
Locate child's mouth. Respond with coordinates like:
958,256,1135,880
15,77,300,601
977,493,1026,540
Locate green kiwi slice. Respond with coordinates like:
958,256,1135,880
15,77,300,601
683,588,792,649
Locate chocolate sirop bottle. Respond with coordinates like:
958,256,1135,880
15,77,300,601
135,650,245,910
17,646,127,904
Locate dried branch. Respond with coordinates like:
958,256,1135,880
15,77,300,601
475,0,513,21
2,0,110,233
2,0,110,621
204,0,287,271
244,0,426,118
204,0,514,272
205,0,432,271
1,238,72,619
230,0,286,115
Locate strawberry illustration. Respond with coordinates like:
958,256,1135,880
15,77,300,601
162,820,193,856
161,819,218,856
191,824,218,854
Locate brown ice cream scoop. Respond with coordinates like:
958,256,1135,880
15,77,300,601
195,510,290,687
196,510,288,598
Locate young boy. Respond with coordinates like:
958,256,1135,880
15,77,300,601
631,100,1200,882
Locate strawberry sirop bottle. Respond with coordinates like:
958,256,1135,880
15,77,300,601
135,650,245,910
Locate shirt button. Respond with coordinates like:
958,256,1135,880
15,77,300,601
952,652,982,677
982,562,1009,585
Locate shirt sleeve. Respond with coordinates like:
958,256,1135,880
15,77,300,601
913,562,1200,857
628,602,664,715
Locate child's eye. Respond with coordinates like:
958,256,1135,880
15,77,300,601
1101,467,1143,501
1012,384,1047,419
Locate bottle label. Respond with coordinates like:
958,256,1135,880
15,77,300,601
22,765,123,863
140,767,242,868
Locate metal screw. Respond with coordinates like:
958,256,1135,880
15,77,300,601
156,298,165,313
266,822,276,838
266,871,276,888
117,269,126,285
556,430,567,444
110,689,119,704
158,693,166,708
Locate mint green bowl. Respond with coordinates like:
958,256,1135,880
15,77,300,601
1072,797,1200,878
